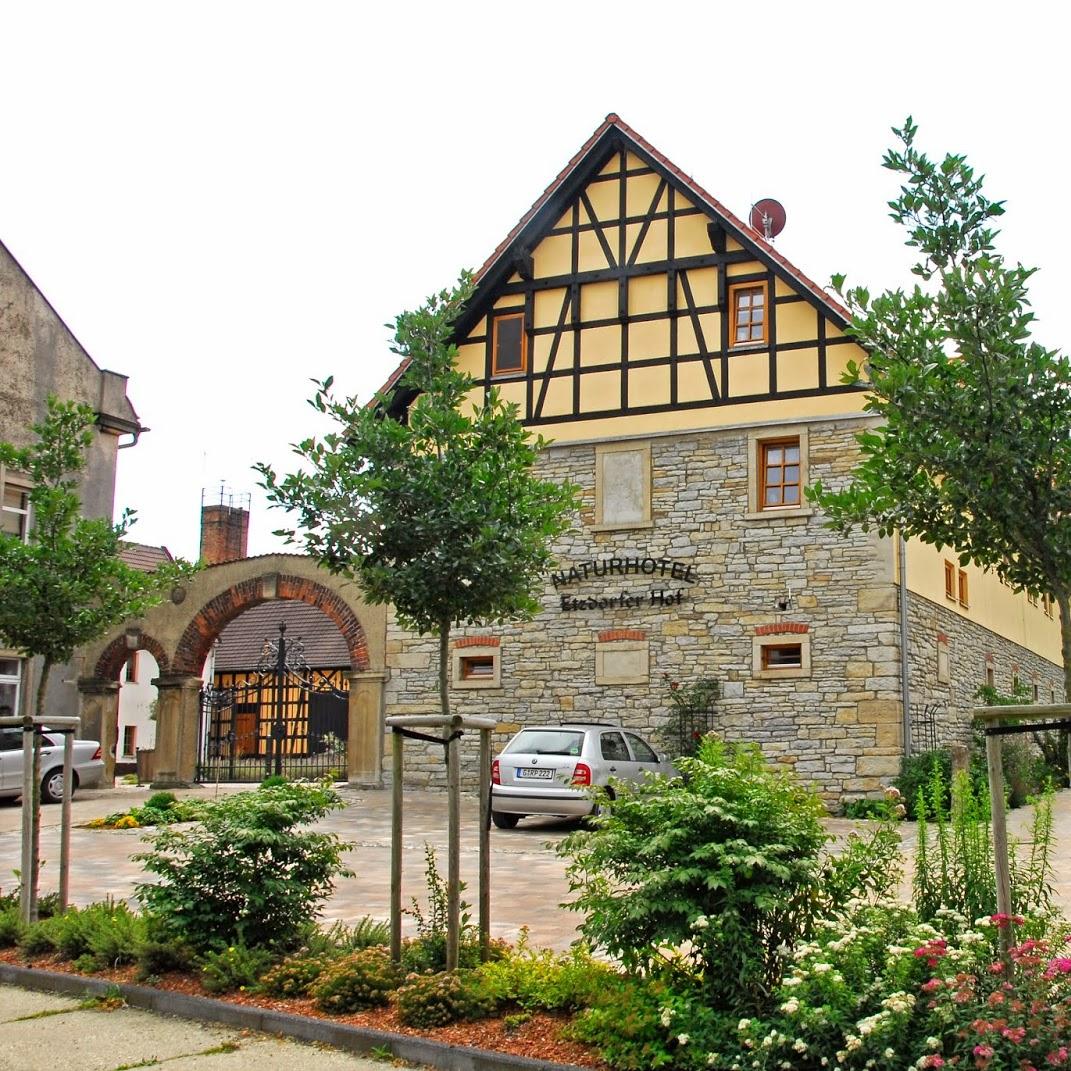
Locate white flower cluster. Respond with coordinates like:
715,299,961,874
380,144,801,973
879,991,915,1015
691,914,710,931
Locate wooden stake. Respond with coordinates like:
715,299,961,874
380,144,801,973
985,727,1014,945
445,716,461,971
19,723,33,925
59,732,74,911
478,727,491,962
390,730,403,963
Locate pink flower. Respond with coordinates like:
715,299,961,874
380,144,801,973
974,1045,995,1068
922,978,944,993
987,991,1006,1007
988,961,1006,974
1047,958,1071,975
1001,1026,1027,1043
1044,1048,1069,1067
922,1058,946,1069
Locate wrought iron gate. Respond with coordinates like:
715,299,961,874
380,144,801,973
196,622,349,783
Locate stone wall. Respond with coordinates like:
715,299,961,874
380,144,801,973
384,416,907,803
906,593,1064,750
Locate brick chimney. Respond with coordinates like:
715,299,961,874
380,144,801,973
200,492,250,565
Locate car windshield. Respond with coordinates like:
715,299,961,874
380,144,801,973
502,730,585,757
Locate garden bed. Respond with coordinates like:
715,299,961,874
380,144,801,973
0,951,602,1070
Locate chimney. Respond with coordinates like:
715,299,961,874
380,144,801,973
200,487,250,565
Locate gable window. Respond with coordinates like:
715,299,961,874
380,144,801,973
760,439,801,509
729,282,767,347
944,561,956,601
492,313,526,376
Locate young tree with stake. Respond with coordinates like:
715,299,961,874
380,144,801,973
0,398,194,918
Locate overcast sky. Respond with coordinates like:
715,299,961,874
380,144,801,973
1,1,1064,561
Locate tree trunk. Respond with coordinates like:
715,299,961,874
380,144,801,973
438,619,460,970
1059,596,1071,703
29,656,52,921
438,622,450,722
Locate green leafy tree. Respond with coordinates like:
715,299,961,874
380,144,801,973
256,273,578,721
0,398,194,915
810,118,1071,699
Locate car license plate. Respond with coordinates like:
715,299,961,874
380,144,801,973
517,767,553,779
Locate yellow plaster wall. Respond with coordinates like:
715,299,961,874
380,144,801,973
905,539,1063,664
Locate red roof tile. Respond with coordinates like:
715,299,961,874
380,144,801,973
119,542,174,572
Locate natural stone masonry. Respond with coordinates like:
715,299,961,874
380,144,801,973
385,417,904,803
906,593,1063,748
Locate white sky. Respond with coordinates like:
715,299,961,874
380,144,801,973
1,1,1065,560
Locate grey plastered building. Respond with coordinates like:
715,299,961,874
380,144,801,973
1,238,143,721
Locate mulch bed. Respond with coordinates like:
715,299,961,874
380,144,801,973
0,947,606,1069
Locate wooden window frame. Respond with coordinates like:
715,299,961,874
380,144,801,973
752,633,811,680
491,312,527,377
0,466,31,544
452,645,501,690
944,561,956,601
985,664,995,689
728,281,768,348
122,725,137,757
746,425,811,520
761,643,803,670
957,569,969,608
759,437,802,512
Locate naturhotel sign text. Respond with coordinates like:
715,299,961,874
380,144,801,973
549,556,699,612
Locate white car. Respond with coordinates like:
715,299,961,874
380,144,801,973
490,722,676,828
0,728,105,803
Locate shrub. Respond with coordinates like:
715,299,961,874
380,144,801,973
401,844,482,972
199,943,276,994
136,934,195,980
560,737,832,1013
135,782,351,952
311,946,402,1013
0,905,24,948
914,767,1054,922
18,916,61,957
258,953,331,998
473,931,616,1013
565,974,674,1070
145,791,178,810
395,970,495,1028
302,916,391,957
16,901,143,971
721,908,1071,1071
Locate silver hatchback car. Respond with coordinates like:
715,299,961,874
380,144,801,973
490,722,676,828
0,729,105,804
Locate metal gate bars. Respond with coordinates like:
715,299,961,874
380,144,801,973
196,622,349,783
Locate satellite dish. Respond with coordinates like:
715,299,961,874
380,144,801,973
749,198,786,242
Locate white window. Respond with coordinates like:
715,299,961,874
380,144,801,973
0,657,22,718
0,467,31,542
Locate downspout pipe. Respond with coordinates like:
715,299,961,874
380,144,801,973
899,534,912,758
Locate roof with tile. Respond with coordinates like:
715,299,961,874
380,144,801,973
118,542,174,572
213,600,351,672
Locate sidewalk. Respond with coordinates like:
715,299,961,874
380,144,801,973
0,984,401,1071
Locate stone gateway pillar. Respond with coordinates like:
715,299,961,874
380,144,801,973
76,678,120,782
346,670,387,787
150,674,203,787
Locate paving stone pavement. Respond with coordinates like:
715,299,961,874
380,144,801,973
0,783,1068,951
0,984,402,1071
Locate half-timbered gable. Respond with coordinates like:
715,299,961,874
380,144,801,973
400,115,870,443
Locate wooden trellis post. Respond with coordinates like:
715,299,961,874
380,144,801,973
972,702,1071,943
384,713,498,968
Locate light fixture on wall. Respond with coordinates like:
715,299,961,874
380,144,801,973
124,625,142,650
775,593,792,612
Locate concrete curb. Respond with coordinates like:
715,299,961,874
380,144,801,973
0,963,586,1071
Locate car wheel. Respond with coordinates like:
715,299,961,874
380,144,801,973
41,769,76,805
491,811,520,829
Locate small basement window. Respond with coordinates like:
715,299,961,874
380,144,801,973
752,633,811,680
451,644,501,690
729,282,768,346
761,643,803,670
492,313,526,376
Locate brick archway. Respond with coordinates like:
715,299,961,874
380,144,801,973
94,632,170,679
171,574,371,676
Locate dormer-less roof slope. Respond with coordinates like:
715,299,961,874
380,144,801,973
375,113,850,413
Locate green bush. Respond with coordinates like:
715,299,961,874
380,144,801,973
17,901,143,971
258,953,331,998
302,916,391,957
199,944,276,994
135,935,195,980
0,905,24,948
401,844,483,972
560,737,832,1014
145,791,178,810
135,782,351,952
473,932,615,1013
395,970,495,1028
311,946,402,1013
565,975,674,1070
18,916,61,957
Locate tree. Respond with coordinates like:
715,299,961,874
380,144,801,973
256,272,578,720
810,119,1071,710
0,398,193,916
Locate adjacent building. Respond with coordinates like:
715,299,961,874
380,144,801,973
0,238,143,722
378,115,1062,802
